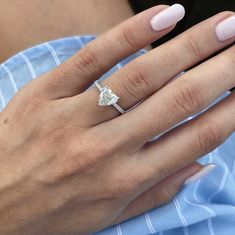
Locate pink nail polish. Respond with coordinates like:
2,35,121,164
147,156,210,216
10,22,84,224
150,4,185,31
216,16,235,41
184,164,216,185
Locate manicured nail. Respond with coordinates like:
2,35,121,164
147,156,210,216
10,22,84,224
150,4,185,31
216,16,235,41
184,164,216,185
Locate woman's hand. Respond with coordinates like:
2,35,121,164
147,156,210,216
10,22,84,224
0,4,235,235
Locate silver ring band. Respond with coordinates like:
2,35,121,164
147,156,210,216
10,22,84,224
94,80,125,114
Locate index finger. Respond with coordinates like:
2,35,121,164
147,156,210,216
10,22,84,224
39,4,185,98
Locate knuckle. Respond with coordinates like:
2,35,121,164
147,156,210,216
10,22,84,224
38,112,73,144
47,66,71,89
121,64,151,100
153,186,176,206
72,143,109,171
184,33,204,59
55,148,106,182
50,47,99,89
45,123,70,144
196,121,224,153
170,80,203,117
118,26,138,49
114,181,137,198
73,47,99,74
161,184,179,203
147,181,180,208
108,174,142,199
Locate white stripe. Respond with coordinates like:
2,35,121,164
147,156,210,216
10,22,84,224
208,218,215,235
194,154,216,235
145,212,157,234
1,64,18,93
74,36,85,48
191,152,227,235
116,224,123,235
208,162,228,202
209,152,213,162
184,197,216,217
183,227,189,235
44,42,61,66
191,179,217,235
0,89,6,108
173,198,188,227
193,179,201,203
19,52,37,79
232,160,235,175
206,160,228,234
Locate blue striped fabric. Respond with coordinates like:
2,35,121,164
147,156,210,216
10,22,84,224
0,36,235,235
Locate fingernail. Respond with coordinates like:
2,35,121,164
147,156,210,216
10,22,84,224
216,16,235,41
184,164,216,185
150,4,185,31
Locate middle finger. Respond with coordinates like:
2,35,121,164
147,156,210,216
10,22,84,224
110,40,235,147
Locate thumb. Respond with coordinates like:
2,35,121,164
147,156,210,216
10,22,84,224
113,162,216,224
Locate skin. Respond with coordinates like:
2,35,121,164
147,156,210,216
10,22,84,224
0,0,133,62
0,3,235,235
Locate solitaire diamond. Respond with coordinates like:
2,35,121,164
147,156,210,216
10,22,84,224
94,80,125,114
99,86,119,106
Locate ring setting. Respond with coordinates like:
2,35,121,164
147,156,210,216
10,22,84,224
94,80,125,114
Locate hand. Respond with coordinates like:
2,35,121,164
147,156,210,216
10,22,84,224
0,4,235,235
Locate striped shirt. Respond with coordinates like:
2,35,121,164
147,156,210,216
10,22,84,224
0,36,235,235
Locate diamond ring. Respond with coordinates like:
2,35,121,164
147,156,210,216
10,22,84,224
94,80,125,114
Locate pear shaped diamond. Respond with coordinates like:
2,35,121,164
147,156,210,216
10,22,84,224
99,86,119,106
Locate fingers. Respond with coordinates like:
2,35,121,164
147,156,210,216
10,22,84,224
113,163,215,225
135,91,235,184
110,38,235,147
40,5,180,99
77,11,235,125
